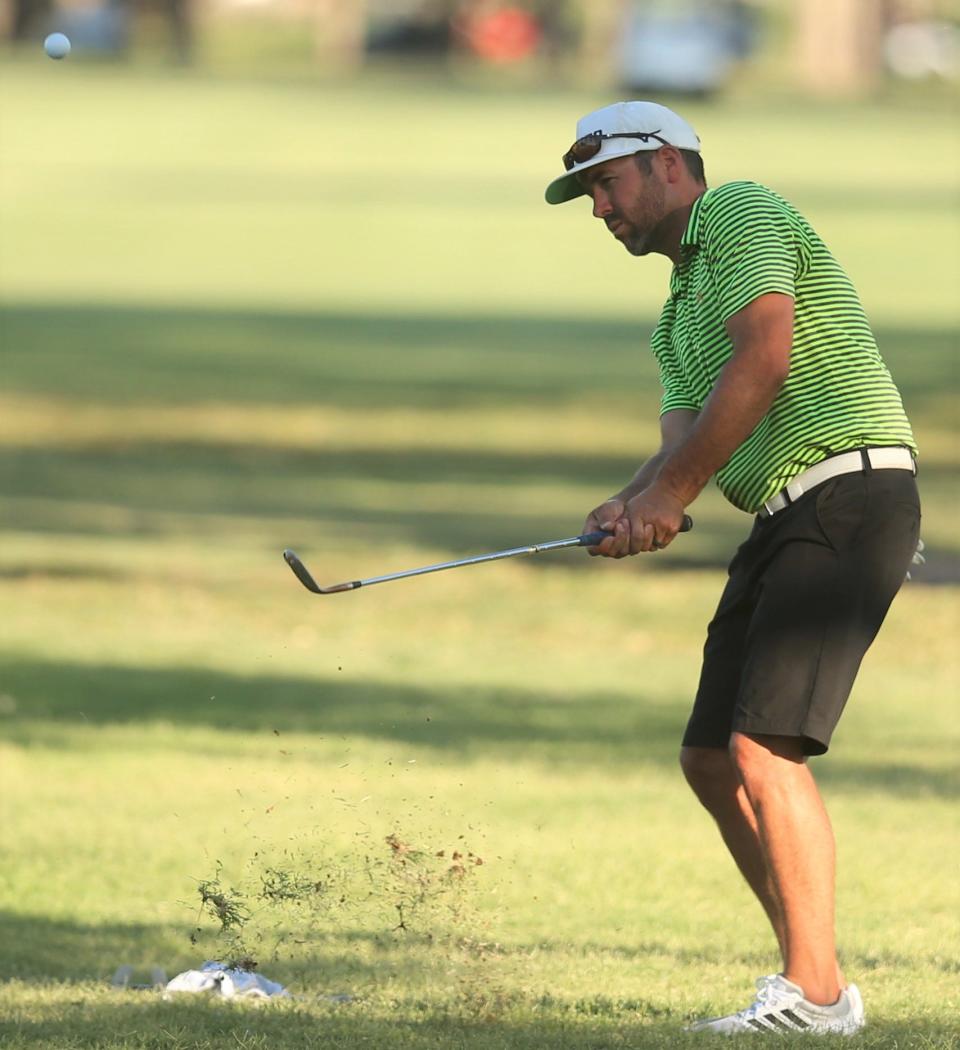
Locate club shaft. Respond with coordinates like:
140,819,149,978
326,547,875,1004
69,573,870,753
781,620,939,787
356,534,594,589
284,515,692,595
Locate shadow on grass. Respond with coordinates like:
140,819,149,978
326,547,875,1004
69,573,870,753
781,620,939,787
0,913,193,984
0,913,772,988
2,656,956,798
0,980,958,1050
817,761,960,799
0,565,131,584
0,655,684,767
3,303,956,420
0,913,426,989
4,436,957,576
483,934,960,978
3,300,957,574
0,439,749,571
2,303,667,409
0,908,957,1046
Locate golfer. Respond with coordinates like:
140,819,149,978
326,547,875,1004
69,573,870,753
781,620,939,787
545,101,920,1036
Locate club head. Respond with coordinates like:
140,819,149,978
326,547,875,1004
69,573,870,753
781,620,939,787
283,549,321,592
283,550,357,594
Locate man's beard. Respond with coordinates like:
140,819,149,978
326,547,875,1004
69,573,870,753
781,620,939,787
615,180,666,256
623,231,652,256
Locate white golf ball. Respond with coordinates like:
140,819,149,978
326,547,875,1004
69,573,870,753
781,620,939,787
44,33,71,60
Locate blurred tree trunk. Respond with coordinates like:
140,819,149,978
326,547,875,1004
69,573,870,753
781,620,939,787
169,0,194,64
9,0,50,40
313,0,367,69
576,0,624,81
796,0,885,95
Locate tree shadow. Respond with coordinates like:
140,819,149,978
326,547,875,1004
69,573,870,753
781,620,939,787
2,302,954,420
3,300,953,426
3,656,955,800
0,439,748,571
4,434,955,577
1,303,665,409
0,655,685,767
0,913,193,984
1,956,958,1050
817,760,959,800
2,300,956,576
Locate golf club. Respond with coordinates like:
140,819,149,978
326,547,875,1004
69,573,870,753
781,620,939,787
283,515,693,595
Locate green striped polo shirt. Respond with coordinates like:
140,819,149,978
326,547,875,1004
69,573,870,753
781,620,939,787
651,180,916,513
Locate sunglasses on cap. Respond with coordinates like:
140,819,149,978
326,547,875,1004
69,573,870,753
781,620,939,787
562,130,670,171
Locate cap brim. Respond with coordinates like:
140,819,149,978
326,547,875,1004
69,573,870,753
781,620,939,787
544,170,586,205
544,143,648,205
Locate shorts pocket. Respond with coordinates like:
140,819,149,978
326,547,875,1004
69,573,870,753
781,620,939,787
815,475,868,552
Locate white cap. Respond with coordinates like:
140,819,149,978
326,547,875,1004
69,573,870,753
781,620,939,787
545,101,701,205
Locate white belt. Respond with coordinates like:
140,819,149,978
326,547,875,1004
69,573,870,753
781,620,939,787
759,447,916,518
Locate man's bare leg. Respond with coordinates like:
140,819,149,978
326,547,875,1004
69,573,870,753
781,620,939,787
680,743,845,999
680,746,786,953
729,732,842,1006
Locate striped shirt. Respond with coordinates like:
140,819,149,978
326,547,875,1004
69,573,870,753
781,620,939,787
651,181,916,513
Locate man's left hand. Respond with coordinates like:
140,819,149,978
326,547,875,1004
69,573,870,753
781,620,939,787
624,483,689,553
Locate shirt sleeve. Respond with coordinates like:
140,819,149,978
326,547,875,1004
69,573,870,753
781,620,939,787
704,183,799,321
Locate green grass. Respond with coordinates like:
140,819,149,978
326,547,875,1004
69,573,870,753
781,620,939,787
0,62,958,1048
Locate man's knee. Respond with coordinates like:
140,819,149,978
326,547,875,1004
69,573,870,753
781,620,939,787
729,732,807,789
680,745,737,805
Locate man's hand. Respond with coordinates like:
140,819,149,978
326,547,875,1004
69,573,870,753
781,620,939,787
582,483,688,557
623,482,688,552
581,497,630,558
581,408,699,559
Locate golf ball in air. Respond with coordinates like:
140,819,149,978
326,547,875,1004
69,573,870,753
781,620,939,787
44,33,71,59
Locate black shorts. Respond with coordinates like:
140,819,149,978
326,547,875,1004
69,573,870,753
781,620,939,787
682,467,921,756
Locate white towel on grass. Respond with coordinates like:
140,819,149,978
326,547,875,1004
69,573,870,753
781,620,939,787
165,960,289,999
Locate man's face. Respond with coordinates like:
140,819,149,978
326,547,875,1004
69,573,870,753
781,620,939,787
579,153,667,257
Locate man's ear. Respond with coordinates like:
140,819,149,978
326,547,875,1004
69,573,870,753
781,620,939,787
658,146,686,184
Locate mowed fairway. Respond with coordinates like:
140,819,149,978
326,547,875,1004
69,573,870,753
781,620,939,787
1,61,958,1049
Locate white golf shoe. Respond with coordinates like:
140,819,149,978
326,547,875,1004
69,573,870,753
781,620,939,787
689,974,865,1036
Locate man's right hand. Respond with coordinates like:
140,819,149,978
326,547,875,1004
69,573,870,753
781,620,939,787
582,410,698,559
582,498,631,558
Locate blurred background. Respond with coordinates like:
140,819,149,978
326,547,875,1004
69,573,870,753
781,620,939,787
0,0,958,1032
4,0,960,93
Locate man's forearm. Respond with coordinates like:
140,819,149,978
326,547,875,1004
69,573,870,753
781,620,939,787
609,409,701,506
656,346,788,505
613,449,671,504
650,292,794,508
